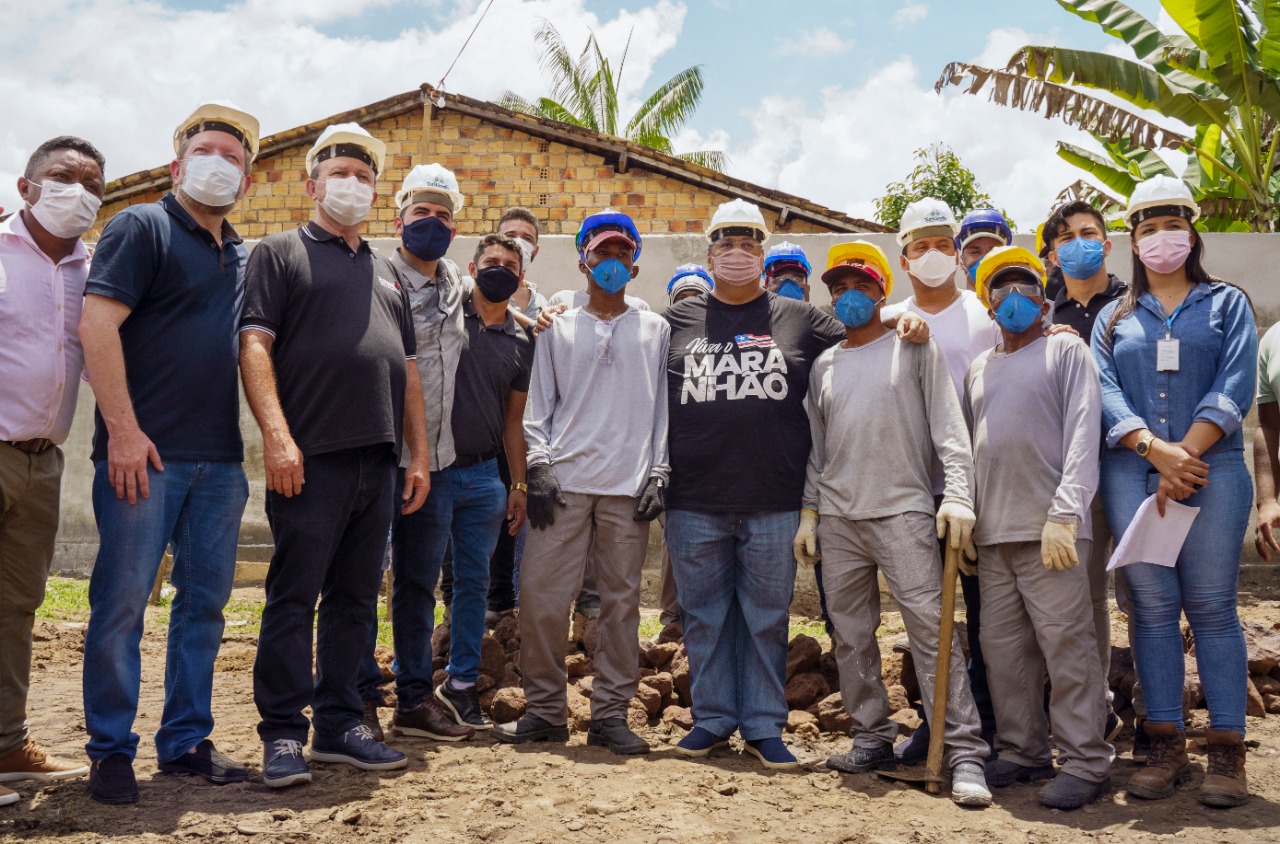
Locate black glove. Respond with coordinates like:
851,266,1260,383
527,463,566,529
634,476,665,521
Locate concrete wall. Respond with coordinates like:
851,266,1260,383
54,232,1280,611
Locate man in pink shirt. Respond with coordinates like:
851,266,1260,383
0,136,106,804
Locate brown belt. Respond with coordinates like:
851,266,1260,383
5,438,54,454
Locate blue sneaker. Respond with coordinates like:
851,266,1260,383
310,725,407,772
674,727,731,758
262,739,311,789
744,737,800,771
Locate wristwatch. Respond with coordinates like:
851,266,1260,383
510,482,528,493
1135,433,1157,459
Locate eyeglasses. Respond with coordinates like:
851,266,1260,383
989,282,1043,307
711,239,763,255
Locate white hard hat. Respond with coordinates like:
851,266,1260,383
896,198,959,246
306,123,387,176
395,163,465,214
707,198,770,243
174,101,261,159
1125,174,1199,226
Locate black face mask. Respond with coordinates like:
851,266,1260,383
475,265,521,303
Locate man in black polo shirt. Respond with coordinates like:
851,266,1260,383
239,123,430,788
1045,199,1127,740
79,102,260,805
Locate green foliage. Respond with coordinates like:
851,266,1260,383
874,144,1017,230
499,21,725,171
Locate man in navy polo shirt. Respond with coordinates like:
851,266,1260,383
79,102,260,805
239,123,429,788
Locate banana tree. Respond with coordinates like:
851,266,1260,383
935,0,1280,231
499,21,726,171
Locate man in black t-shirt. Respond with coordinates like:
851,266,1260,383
239,124,428,788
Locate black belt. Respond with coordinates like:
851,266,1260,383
452,450,499,468
5,438,54,455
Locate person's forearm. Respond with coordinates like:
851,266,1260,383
238,334,292,443
1117,428,1152,451
80,313,140,436
402,361,429,467
1181,421,1224,458
502,424,527,485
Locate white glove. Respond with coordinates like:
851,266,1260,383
793,510,820,567
936,500,978,573
1041,519,1080,570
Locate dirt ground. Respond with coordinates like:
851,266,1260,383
5,592,1280,844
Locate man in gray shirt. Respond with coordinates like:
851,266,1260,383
801,241,991,807
964,246,1111,810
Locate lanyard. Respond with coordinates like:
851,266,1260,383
1154,295,1191,340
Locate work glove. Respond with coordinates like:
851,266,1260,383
936,500,978,576
526,463,566,530
793,510,820,567
634,476,665,521
1041,519,1080,571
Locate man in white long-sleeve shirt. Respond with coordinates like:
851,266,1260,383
800,241,991,807
492,210,670,756
964,246,1112,810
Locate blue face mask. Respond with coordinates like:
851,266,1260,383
402,216,453,261
774,279,806,300
993,290,1044,334
966,261,980,283
1055,237,1106,279
833,288,881,328
590,257,632,294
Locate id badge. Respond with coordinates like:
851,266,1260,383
1157,338,1180,372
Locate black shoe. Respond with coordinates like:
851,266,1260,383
1105,710,1122,744
88,753,138,805
827,742,897,774
985,757,1055,788
491,713,570,744
157,740,253,785
1038,772,1110,810
435,680,493,731
1132,719,1151,762
894,717,930,765
361,700,385,743
587,718,650,756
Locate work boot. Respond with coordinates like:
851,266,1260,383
587,718,650,756
984,757,1054,788
1125,721,1191,800
1038,772,1110,810
826,742,897,774
950,760,992,807
1198,728,1249,808
491,713,569,744
360,700,385,743
893,713,930,765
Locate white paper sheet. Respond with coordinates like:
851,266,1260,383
1106,494,1200,572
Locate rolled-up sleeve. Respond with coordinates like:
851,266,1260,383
1091,301,1147,448
1192,288,1257,436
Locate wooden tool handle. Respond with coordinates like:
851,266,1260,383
925,540,960,794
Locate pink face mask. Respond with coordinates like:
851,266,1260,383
712,251,764,287
1137,229,1193,274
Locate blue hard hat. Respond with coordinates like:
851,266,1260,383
763,241,811,276
576,208,642,259
667,263,715,294
956,208,1012,250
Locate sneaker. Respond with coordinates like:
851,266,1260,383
435,680,493,730
1104,710,1122,744
361,700,385,743
984,757,1055,788
744,737,800,771
491,713,570,745
0,785,16,807
262,739,311,789
674,727,731,758
0,739,89,782
309,726,407,772
88,753,138,805
1038,772,1110,810
392,699,476,742
587,718,650,756
893,716,930,765
950,760,992,807
157,740,253,785
826,741,897,774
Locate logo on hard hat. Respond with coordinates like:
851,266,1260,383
924,211,947,223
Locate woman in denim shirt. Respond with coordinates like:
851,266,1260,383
1092,177,1256,808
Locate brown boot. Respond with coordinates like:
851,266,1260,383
1199,728,1248,808
361,700,385,743
1126,721,1191,800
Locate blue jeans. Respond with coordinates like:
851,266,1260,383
1101,449,1251,735
83,460,247,763
665,509,799,741
392,459,506,703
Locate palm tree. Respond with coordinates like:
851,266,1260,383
936,0,1280,231
499,21,726,171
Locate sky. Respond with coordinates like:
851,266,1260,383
0,0,1180,230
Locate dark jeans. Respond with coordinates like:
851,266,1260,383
488,452,518,613
254,444,397,743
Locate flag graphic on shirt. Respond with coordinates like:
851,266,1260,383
734,333,775,350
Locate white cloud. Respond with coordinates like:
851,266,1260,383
777,28,847,57
891,3,928,28
0,0,686,211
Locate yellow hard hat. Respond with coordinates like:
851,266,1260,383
821,240,894,298
974,245,1045,307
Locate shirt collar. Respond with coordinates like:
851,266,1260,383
302,220,368,252
0,210,90,265
1137,279,1216,319
1052,273,1126,309
463,292,518,335
161,192,243,245
392,249,455,292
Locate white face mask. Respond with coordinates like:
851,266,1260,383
179,154,244,208
29,180,102,239
907,249,958,288
514,237,535,267
320,176,374,226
